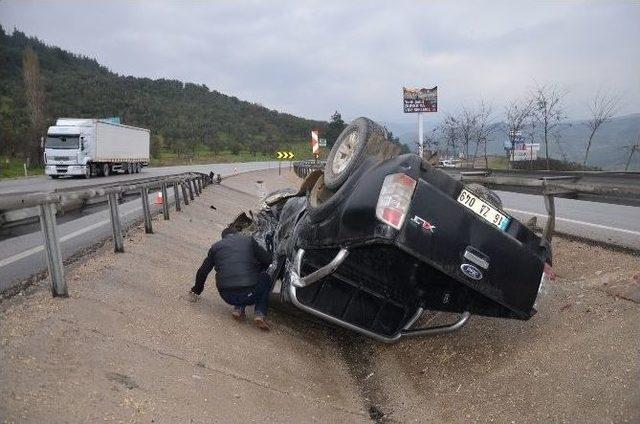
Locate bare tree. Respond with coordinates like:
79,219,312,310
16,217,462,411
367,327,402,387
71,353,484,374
472,101,494,169
438,113,460,158
532,83,566,170
583,91,619,165
458,108,477,165
22,47,46,165
504,97,533,146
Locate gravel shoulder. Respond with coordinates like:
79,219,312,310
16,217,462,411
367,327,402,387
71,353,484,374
1,168,638,423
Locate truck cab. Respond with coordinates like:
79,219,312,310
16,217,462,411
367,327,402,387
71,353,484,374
44,119,93,178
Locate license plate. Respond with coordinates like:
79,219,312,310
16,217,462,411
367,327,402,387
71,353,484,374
457,188,511,231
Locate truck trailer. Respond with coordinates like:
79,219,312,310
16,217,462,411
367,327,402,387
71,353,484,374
44,118,150,179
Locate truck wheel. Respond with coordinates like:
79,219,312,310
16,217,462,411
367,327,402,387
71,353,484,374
123,163,130,174
102,163,110,177
324,117,397,190
84,164,91,179
135,163,141,173
466,183,503,209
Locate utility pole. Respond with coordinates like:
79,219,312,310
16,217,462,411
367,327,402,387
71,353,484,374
625,144,639,171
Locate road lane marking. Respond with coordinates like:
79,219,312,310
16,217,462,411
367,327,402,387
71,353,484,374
0,206,144,268
505,208,640,237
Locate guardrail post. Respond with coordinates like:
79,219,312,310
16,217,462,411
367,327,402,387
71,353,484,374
188,179,195,200
107,192,124,253
173,182,181,212
542,194,556,242
181,182,190,205
38,203,68,297
161,183,170,220
193,179,200,197
140,186,153,234
197,177,202,192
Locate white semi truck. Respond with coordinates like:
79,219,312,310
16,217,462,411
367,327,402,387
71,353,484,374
44,118,150,179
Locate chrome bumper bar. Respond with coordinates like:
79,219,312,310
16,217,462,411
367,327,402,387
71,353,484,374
288,248,470,343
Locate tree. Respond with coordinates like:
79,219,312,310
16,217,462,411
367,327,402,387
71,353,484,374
438,113,459,158
325,111,346,149
458,108,477,164
472,101,494,169
150,133,163,159
0,96,18,157
532,83,566,170
583,91,619,165
22,46,46,165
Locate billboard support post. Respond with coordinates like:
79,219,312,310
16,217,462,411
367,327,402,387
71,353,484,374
417,112,424,159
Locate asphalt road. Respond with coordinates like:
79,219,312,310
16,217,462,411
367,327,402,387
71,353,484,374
1,161,639,293
0,160,290,195
0,161,289,292
497,190,640,250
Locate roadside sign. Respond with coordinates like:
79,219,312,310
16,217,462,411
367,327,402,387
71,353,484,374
403,87,437,113
276,151,294,159
311,130,320,154
510,144,540,161
318,138,327,147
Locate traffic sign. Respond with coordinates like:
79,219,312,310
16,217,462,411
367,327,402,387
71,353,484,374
318,138,327,147
276,151,295,159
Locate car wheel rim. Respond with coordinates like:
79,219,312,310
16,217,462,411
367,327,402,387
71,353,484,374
332,131,359,175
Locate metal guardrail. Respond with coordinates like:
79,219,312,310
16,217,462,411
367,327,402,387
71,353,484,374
459,171,640,207
0,172,212,297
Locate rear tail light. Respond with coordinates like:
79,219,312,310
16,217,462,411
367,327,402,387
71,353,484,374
375,173,417,230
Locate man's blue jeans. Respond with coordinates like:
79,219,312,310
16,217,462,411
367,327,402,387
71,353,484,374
219,273,272,317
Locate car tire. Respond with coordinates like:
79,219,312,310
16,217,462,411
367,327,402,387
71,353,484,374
306,174,351,223
465,183,503,209
323,117,391,190
50,175,59,179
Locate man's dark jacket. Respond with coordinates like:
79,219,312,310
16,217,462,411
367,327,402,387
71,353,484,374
192,233,272,294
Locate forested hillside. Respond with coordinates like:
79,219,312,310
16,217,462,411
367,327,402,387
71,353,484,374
0,26,326,162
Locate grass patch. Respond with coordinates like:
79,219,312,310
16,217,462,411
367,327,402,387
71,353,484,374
0,156,44,179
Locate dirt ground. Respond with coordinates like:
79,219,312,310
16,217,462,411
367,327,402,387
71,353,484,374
1,168,639,423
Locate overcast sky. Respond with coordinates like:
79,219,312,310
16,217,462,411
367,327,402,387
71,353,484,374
1,0,639,125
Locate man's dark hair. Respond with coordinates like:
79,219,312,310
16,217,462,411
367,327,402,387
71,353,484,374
221,227,238,238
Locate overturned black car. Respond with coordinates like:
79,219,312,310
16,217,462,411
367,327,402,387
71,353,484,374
237,117,552,342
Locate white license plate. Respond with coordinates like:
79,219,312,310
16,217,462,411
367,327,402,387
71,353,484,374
457,188,511,231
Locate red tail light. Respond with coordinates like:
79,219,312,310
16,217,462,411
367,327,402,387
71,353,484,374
375,173,417,229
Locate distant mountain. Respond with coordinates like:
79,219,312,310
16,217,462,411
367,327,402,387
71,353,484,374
388,114,640,170
0,26,325,159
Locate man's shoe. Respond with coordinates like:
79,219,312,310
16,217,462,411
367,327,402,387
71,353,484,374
253,316,270,331
231,308,246,321
186,291,199,303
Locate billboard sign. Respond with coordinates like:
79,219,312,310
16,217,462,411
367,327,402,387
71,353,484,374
510,143,540,161
403,87,438,113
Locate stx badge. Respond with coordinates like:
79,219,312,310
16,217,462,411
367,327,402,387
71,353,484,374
410,215,436,233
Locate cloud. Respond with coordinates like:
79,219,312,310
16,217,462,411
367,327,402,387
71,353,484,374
1,0,638,122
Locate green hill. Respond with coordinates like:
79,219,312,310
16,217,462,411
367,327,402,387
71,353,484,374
0,26,326,164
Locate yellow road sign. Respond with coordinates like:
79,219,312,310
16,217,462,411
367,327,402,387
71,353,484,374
276,151,295,159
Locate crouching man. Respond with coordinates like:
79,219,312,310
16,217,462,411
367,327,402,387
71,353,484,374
188,227,273,331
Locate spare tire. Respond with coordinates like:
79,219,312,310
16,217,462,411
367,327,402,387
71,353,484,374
465,183,503,209
324,117,393,190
